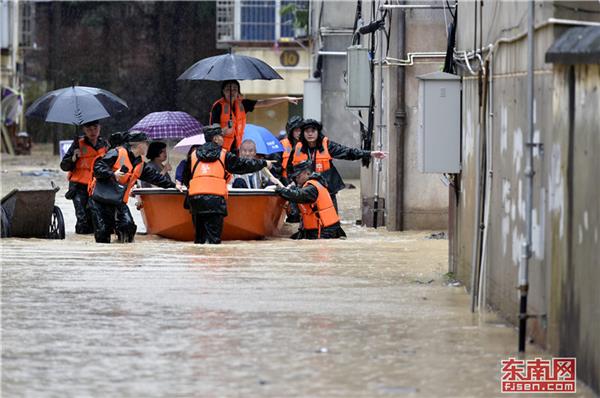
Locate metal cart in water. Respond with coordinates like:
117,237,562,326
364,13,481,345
1,184,65,239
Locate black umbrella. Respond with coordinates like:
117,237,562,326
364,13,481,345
25,85,128,125
178,54,283,133
177,53,283,81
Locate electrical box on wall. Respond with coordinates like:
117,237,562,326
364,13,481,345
417,71,461,173
346,45,370,108
303,78,321,121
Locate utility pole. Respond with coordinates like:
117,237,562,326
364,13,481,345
11,0,20,89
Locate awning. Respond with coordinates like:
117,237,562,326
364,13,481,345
1,87,24,126
545,26,600,64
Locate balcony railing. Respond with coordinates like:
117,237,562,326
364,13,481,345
217,0,308,46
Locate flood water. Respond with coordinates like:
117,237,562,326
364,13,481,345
1,146,596,397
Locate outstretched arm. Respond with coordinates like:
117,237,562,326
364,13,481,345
139,164,176,189
225,153,270,175
254,96,303,108
328,140,387,161
276,184,318,204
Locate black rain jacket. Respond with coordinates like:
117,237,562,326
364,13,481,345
93,145,175,189
276,173,346,239
182,142,267,215
286,131,370,194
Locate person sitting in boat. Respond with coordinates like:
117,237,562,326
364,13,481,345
89,131,175,243
174,145,200,191
230,139,270,189
140,141,172,188
60,120,109,234
182,126,275,244
209,79,301,152
275,160,346,240
287,119,387,210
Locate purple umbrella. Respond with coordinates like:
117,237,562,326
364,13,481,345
130,111,202,139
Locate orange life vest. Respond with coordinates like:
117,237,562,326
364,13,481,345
188,149,229,198
292,137,332,173
209,97,246,151
281,138,293,178
68,138,107,186
298,179,340,235
88,147,143,204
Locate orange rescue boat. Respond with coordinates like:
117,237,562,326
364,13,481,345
132,188,287,241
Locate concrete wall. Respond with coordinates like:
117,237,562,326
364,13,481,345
396,8,449,230
456,26,556,336
549,63,600,393
236,47,309,96
348,1,450,230
235,47,307,136
453,1,600,393
1,0,21,89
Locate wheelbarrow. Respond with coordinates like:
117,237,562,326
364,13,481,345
1,183,65,239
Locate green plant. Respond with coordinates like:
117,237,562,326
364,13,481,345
280,3,308,32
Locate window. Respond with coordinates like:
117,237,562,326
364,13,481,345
240,0,275,41
217,0,308,44
20,2,34,48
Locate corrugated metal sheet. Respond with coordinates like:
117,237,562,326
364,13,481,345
545,26,600,64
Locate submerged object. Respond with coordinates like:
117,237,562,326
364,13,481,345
1,185,65,239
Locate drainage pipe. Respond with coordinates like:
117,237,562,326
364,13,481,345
478,48,494,314
394,9,406,231
380,4,454,10
519,0,535,353
317,51,347,56
454,18,600,63
373,11,385,228
469,112,484,312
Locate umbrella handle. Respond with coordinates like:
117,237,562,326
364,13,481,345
262,167,284,188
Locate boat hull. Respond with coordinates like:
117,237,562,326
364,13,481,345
132,188,286,241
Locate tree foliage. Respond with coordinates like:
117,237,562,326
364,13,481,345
24,1,224,143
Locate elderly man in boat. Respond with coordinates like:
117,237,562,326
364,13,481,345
181,125,275,244
275,160,346,239
230,139,271,189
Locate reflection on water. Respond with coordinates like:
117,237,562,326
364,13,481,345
1,148,596,397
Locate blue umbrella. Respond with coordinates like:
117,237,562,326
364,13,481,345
242,124,283,155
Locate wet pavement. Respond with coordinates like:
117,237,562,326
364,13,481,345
1,146,596,397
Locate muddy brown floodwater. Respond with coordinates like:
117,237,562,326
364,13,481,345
1,145,596,397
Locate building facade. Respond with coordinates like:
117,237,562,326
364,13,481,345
21,2,221,145
452,1,600,393
216,0,308,136
1,0,32,154
309,0,450,230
